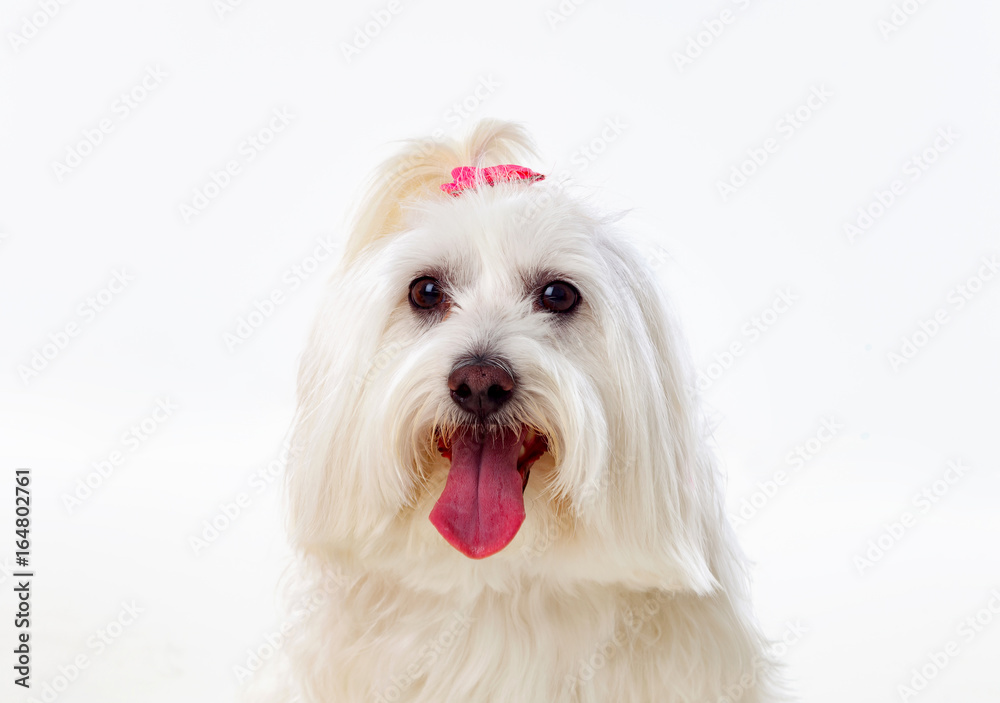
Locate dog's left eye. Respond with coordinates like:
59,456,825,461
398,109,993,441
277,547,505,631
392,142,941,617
409,277,446,309
539,281,580,313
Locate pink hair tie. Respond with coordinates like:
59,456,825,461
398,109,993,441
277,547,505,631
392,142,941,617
441,164,545,196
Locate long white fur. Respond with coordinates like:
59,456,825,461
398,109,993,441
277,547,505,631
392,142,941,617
246,121,781,703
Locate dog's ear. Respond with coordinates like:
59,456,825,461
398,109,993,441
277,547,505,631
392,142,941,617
569,239,728,595
635,283,728,596
343,120,539,260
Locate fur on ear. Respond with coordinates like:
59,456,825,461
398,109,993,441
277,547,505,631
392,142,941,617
564,233,725,595
343,120,539,261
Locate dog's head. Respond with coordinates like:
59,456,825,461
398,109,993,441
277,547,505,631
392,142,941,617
287,121,722,594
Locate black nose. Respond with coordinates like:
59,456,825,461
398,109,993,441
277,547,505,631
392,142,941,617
448,363,514,418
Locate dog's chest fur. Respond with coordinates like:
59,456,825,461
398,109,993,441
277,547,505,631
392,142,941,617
290,571,772,703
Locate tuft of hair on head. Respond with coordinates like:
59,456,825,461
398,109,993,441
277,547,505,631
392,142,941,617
343,120,540,260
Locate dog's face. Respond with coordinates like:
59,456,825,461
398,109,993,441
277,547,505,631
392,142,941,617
366,187,622,562
289,132,721,595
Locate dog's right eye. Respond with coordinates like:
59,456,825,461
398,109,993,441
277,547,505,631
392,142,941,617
409,277,445,309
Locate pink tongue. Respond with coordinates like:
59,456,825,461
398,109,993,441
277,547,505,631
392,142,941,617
429,427,526,559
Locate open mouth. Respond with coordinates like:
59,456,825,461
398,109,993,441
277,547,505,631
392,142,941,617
429,425,547,559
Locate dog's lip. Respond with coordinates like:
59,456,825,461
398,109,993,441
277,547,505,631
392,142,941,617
437,425,548,490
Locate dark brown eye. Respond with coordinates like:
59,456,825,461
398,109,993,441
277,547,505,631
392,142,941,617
409,277,445,309
539,281,579,313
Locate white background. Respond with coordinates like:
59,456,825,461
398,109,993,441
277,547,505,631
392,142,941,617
1,0,998,701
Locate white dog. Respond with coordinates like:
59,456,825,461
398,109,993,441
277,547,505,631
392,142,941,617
253,121,780,703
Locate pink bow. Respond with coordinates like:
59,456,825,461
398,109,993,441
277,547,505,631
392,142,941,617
440,164,545,196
